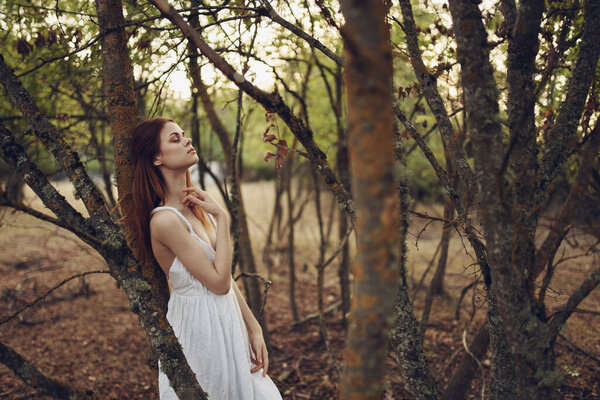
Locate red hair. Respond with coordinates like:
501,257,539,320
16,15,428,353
119,117,213,265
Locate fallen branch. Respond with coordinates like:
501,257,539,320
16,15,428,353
292,301,342,327
0,340,101,400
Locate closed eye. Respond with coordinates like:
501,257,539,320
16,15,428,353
169,131,186,142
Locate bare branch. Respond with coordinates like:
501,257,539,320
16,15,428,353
534,120,600,278
0,270,111,326
549,267,600,339
539,0,600,193
0,124,99,249
397,0,477,197
257,0,343,66
0,53,119,244
148,0,355,224
394,101,491,286
0,340,101,400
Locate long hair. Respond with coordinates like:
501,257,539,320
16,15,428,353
121,117,214,265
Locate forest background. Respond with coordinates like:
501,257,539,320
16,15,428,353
0,0,599,399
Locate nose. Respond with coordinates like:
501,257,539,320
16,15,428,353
185,137,192,146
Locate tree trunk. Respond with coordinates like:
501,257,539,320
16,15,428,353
420,195,454,337
487,292,518,400
429,184,454,296
389,115,439,400
338,1,405,397
94,0,206,397
186,2,263,317
448,0,564,397
335,87,351,328
0,51,206,397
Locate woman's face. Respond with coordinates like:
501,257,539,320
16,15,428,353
153,121,198,170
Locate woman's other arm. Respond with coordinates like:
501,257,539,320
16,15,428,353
232,280,268,376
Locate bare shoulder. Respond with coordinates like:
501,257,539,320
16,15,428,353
149,209,187,244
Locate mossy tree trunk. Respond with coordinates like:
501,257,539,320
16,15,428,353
447,0,600,397
0,48,207,398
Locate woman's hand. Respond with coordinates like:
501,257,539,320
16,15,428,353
181,187,225,216
249,329,269,377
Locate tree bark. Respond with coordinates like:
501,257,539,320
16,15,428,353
448,0,561,397
505,0,545,313
487,291,518,400
95,0,173,393
337,1,405,398
389,117,439,400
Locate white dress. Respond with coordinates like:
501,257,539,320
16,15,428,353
152,206,282,400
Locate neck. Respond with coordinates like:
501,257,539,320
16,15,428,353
160,168,188,209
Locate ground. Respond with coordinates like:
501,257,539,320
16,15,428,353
0,180,598,399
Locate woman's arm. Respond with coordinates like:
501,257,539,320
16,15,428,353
151,210,232,295
232,279,262,334
232,280,269,376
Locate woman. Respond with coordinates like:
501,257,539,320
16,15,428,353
129,117,282,399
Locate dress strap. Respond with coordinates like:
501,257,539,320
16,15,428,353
151,206,193,234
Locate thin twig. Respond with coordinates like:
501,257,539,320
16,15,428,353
462,329,486,400
234,272,272,320
558,333,600,364
0,270,111,325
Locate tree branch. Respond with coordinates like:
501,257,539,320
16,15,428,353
148,0,355,224
0,53,119,244
534,119,600,279
0,270,111,326
394,101,491,286
0,193,102,249
0,124,100,249
397,0,477,198
538,0,600,194
0,340,100,400
257,0,343,66
549,267,600,339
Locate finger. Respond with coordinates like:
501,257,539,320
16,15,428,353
250,356,261,373
263,349,269,377
181,190,201,201
182,187,205,196
183,195,205,206
257,346,266,377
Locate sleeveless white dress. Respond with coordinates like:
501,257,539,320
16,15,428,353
152,206,282,400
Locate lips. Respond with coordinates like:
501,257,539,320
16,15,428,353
188,148,196,154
